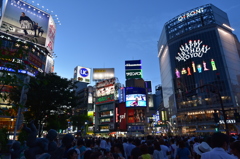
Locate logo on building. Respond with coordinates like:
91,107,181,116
175,40,211,62
80,68,89,77
178,8,204,21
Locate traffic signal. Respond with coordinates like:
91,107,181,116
215,127,219,132
213,113,219,123
234,113,240,122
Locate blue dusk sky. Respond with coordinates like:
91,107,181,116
18,0,240,91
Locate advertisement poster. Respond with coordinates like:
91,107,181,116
96,85,114,97
45,15,56,52
45,56,54,73
93,68,115,81
126,94,146,107
128,109,145,123
0,0,50,46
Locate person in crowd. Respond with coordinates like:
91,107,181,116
170,139,177,159
176,141,191,159
100,137,107,151
159,139,170,159
106,138,112,152
230,140,240,159
192,138,200,159
72,139,85,159
131,139,142,159
67,149,78,159
138,144,153,159
126,138,136,159
113,143,125,159
147,140,154,155
153,141,164,159
89,151,103,159
123,138,129,159
84,140,93,159
193,142,212,159
201,132,236,159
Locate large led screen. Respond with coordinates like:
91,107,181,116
0,0,50,46
126,94,146,107
128,109,145,123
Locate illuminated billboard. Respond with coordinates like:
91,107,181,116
126,70,142,79
74,66,91,83
96,85,114,97
45,15,56,52
45,56,54,73
126,94,146,107
96,78,116,88
96,94,114,105
0,0,52,47
93,68,114,81
125,60,142,70
128,109,145,123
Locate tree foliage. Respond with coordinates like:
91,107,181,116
71,114,90,132
9,73,78,133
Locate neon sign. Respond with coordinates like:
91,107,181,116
176,59,217,78
176,40,210,62
178,8,204,21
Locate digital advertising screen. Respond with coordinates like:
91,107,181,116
126,94,146,107
0,0,50,46
128,109,145,123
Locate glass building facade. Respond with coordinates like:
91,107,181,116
158,4,240,134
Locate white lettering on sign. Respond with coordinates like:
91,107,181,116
175,40,210,62
126,72,142,76
120,113,126,122
178,8,204,21
125,64,141,66
219,119,236,124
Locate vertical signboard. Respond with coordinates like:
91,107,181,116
45,55,54,73
119,103,127,130
125,60,143,79
0,0,50,46
45,15,56,53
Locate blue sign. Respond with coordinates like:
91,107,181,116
125,60,142,70
79,68,89,77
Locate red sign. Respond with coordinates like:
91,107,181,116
119,103,127,130
28,53,42,68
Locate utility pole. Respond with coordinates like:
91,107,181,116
13,76,30,141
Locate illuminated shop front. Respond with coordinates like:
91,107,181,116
158,4,240,134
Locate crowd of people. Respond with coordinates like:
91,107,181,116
63,132,240,159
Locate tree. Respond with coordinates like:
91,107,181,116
0,38,31,117
71,114,90,135
9,73,78,136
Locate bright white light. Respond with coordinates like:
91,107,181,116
51,11,53,12
222,24,235,31
37,3,39,5
42,6,44,8
32,1,34,3
55,15,57,16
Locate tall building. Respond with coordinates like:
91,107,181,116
0,0,56,136
158,4,240,134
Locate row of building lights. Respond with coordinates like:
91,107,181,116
18,0,61,25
